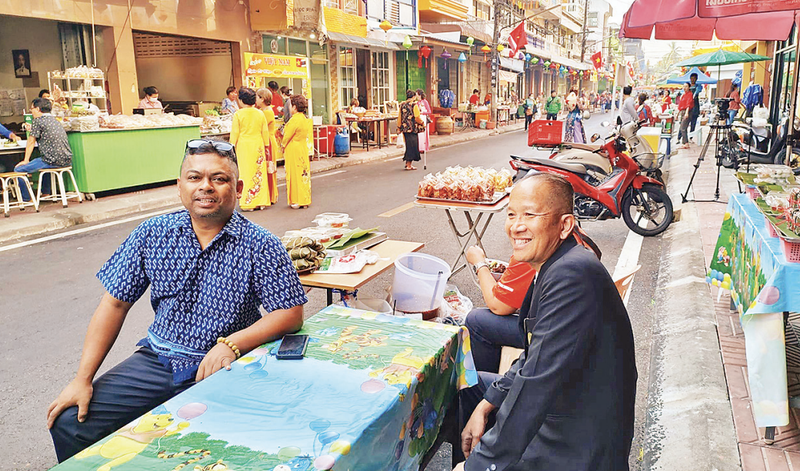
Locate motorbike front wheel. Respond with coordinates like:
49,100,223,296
621,184,673,236
774,147,800,174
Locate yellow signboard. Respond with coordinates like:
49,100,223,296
243,53,311,107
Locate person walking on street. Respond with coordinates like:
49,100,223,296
230,87,272,211
620,86,637,124
545,90,561,120
564,88,586,144
416,89,432,154
453,173,637,471
689,73,703,135
523,93,536,130
677,82,695,149
281,95,312,208
398,90,425,171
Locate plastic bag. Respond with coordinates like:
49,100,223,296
438,284,473,325
396,132,405,149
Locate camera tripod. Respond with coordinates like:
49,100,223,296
681,114,732,203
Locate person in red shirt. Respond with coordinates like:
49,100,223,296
268,81,283,116
464,226,600,373
677,82,694,149
661,90,672,113
469,89,480,105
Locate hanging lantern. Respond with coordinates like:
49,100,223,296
402,35,412,50
532,56,539,64
441,49,452,69
525,53,531,62
466,37,474,56
497,44,505,52
481,45,491,60
518,52,525,60
543,60,551,68
419,45,432,68
458,52,467,63
379,20,393,46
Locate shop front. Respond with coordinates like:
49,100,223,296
769,29,797,128
328,37,398,115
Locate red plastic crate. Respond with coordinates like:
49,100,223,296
781,237,800,263
764,215,778,238
528,120,563,147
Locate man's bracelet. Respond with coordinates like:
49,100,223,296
216,337,241,359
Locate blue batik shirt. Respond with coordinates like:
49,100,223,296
96,210,308,382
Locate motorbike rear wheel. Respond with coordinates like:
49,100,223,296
774,147,800,174
621,184,673,236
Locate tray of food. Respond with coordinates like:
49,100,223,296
487,259,508,281
281,236,326,274
417,166,513,204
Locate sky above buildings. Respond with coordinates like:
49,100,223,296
605,0,694,65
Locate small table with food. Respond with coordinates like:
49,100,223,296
709,167,800,442
346,114,397,151
415,166,515,278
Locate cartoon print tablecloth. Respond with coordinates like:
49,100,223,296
53,305,478,471
708,194,800,427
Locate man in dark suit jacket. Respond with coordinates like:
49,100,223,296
455,173,637,471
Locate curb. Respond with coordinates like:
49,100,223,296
0,124,525,245
642,149,741,470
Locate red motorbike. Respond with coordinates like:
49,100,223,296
510,120,673,236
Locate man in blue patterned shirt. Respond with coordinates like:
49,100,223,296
46,140,308,462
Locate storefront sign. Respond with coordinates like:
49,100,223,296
243,53,312,108
293,0,326,33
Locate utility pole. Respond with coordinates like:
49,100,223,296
579,0,589,90
491,0,503,127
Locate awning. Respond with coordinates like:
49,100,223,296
420,22,492,44
499,70,519,83
327,32,400,50
418,32,471,51
499,56,524,73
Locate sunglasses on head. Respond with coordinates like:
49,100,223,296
186,139,234,153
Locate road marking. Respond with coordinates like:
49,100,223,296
612,229,644,306
387,156,404,161
0,206,180,253
278,169,346,187
378,201,415,218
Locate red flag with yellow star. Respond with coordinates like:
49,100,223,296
591,51,603,70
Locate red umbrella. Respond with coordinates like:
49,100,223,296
620,3,798,40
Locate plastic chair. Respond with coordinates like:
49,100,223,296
0,172,39,217
37,166,82,208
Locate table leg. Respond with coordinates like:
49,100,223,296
327,289,333,306
741,312,790,432
445,210,490,278
377,121,383,149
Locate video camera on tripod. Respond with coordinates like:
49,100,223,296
714,97,733,115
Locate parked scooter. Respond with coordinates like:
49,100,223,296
545,119,665,185
722,114,800,171
510,120,673,236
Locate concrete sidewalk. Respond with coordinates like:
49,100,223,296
0,121,524,245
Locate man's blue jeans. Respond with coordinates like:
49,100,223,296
15,158,58,201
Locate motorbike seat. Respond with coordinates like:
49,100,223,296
523,157,588,174
560,142,603,152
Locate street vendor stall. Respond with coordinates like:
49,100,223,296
709,168,800,441
51,304,477,471
414,166,515,278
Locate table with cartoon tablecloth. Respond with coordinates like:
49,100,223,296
52,305,477,471
709,194,800,440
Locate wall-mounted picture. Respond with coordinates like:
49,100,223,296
12,49,31,78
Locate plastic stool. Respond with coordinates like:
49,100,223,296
37,167,82,208
0,172,39,217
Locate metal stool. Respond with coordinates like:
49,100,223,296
0,172,39,217
37,167,82,208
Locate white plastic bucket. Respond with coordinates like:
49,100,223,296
352,298,393,315
392,253,451,313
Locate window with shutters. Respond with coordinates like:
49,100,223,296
371,51,390,107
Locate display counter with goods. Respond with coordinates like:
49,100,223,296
48,67,107,114
708,165,800,440
67,124,200,194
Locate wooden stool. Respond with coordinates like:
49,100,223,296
37,167,82,208
0,172,39,217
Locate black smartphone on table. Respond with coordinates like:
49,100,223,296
276,334,309,360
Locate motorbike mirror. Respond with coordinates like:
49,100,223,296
616,116,623,126
591,133,601,142
600,121,611,128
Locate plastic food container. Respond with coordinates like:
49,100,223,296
486,259,508,282
392,253,451,312
313,212,352,228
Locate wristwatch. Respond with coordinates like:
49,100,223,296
473,260,489,275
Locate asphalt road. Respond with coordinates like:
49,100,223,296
0,114,662,471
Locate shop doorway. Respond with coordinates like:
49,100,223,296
356,49,370,108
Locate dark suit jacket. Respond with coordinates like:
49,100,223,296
466,237,637,471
